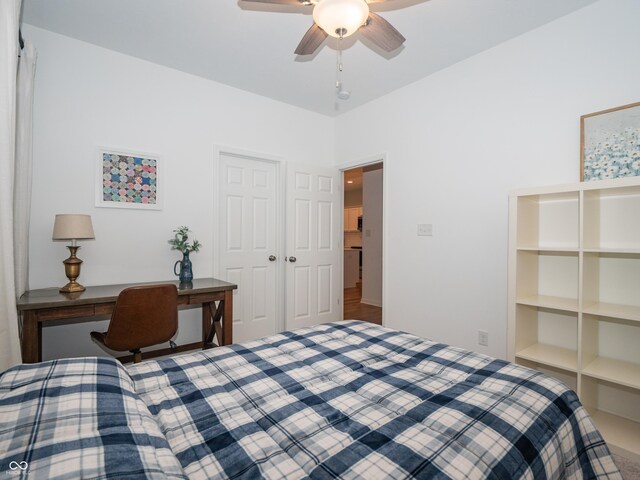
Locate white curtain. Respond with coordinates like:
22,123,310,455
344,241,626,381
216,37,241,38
0,0,24,371
14,40,36,297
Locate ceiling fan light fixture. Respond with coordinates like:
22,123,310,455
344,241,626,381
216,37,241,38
312,0,369,38
337,88,351,100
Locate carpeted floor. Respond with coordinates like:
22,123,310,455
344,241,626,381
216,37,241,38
614,454,640,479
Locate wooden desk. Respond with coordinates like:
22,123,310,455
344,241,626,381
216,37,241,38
17,278,237,363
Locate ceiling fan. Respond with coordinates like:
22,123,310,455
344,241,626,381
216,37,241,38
243,0,406,55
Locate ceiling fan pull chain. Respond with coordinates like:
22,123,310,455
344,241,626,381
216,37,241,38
336,35,343,89
335,34,351,100
335,36,341,89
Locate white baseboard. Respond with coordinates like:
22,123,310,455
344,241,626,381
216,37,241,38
360,298,382,308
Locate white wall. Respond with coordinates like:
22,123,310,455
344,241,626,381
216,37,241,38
335,0,640,358
24,25,335,360
361,168,383,307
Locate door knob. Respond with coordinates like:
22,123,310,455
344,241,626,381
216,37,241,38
288,256,297,263
269,255,276,261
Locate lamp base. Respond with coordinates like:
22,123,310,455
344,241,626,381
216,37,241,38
59,281,86,293
60,245,86,293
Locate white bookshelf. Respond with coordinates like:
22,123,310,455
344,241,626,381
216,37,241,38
508,177,640,462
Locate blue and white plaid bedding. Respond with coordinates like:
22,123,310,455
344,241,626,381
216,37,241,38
1,321,622,479
129,321,621,479
0,357,186,479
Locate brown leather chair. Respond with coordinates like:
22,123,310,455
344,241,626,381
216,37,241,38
91,284,178,363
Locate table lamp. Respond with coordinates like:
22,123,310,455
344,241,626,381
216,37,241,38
52,214,95,293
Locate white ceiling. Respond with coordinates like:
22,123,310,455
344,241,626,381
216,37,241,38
22,0,598,117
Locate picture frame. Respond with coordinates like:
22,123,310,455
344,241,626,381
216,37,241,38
96,147,163,210
581,101,640,181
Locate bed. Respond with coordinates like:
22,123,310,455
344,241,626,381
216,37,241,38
0,321,622,479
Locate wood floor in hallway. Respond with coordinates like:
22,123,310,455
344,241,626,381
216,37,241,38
343,283,382,325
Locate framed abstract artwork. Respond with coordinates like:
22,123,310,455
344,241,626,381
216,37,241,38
581,101,640,181
96,147,163,210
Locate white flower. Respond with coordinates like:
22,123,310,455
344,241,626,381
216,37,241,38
606,165,619,174
632,160,640,171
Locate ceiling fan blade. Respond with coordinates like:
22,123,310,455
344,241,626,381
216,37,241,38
242,0,311,5
359,12,405,52
295,24,328,55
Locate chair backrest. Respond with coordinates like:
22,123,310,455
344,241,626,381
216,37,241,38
102,284,178,352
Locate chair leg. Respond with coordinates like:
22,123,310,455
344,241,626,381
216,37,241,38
131,350,142,363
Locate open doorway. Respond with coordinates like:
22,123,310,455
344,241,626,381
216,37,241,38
343,163,382,325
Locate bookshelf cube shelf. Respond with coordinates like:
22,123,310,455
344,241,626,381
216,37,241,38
516,192,579,249
582,315,640,390
515,305,578,372
583,252,640,322
508,177,640,461
583,186,640,252
582,377,640,461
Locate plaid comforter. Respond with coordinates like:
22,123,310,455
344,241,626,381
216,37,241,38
1,321,621,479
0,357,185,479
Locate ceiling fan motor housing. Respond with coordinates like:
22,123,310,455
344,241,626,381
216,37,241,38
313,0,370,38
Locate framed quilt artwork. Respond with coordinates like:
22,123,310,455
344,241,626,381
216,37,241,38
581,101,640,181
96,148,163,209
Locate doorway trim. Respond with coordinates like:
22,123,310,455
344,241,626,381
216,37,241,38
213,145,287,334
337,153,387,327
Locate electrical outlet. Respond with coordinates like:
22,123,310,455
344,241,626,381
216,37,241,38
478,330,489,347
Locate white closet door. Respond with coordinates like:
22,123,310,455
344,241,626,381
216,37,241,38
218,153,278,343
285,163,342,330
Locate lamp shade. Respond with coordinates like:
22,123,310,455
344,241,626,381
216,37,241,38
313,0,369,38
52,214,95,240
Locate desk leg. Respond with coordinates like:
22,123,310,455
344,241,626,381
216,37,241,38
223,289,233,346
201,290,233,348
21,311,41,363
203,301,223,348
201,304,210,347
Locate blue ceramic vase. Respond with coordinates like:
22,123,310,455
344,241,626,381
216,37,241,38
174,251,193,282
